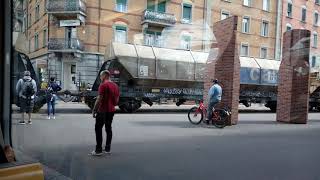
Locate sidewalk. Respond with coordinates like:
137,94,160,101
43,101,270,111
12,100,270,114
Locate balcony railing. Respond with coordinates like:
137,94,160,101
48,38,84,52
142,9,176,27
46,0,86,15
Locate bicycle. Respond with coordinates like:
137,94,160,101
188,101,231,128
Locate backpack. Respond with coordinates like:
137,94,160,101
22,79,35,98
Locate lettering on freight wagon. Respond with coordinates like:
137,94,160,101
144,93,157,98
240,90,277,98
162,88,203,95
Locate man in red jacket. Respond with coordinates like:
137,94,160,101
90,70,120,156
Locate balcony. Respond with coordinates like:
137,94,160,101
48,38,84,53
141,10,176,27
46,0,86,19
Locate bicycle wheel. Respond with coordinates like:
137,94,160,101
188,106,203,125
213,111,226,128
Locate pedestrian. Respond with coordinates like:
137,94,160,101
16,71,37,125
90,70,120,156
46,77,62,119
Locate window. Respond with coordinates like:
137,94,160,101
181,35,191,50
241,43,249,56
242,16,250,33
147,0,166,13
263,0,270,11
260,47,268,59
313,32,318,48
114,26,127,43
115,0,128,12
243,0,251,7
147,0,155,10
286,23,292,31
182,3,192,23
23,14,26,32
157,0,166,13
43,29,47,47
312,56,316,67
301,6,307,22
34,33,39,50
261,20,269,37
144,31,163,47
221,11,230,20
314,11,319,26
287,2,292,17
35,4,40,21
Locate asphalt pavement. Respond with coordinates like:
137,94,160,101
11,103,320,180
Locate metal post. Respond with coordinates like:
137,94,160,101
78,71,81,103
2,0,12,145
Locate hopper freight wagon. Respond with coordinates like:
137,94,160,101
84,43,320,112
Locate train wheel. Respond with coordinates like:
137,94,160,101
269,106,277,112
119,100,141,113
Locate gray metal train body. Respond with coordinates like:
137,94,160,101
85,43,320,112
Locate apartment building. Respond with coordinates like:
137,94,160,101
210,0,278,60
24,0,211,90
281,0,320,72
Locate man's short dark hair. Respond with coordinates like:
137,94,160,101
100,70,110,77
213,79,219,84
50,77,55,82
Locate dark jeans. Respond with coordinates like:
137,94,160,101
47,98,56,116
207,100,219,120
95,112,115,152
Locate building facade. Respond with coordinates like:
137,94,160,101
211,0,278,60
281,0,320,72
24,0,211,90
21,0,318,91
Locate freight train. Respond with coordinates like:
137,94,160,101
84,43,320,112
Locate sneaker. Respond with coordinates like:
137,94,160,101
89,150,103,156
18,121,26,125
104,150,112,155
27,121,32,125
52,116,56,120
47,116,51,120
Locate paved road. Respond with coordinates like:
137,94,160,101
11,105,320,180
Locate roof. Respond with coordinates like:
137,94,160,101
240,57,260,68
255,58,280,70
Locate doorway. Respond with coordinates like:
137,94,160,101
63,62,77,90
65,27,77,49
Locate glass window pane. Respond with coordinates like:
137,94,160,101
158,1,166,13
147,0,155,11
183,5,192,20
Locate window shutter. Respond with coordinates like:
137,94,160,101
183,4,192,20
